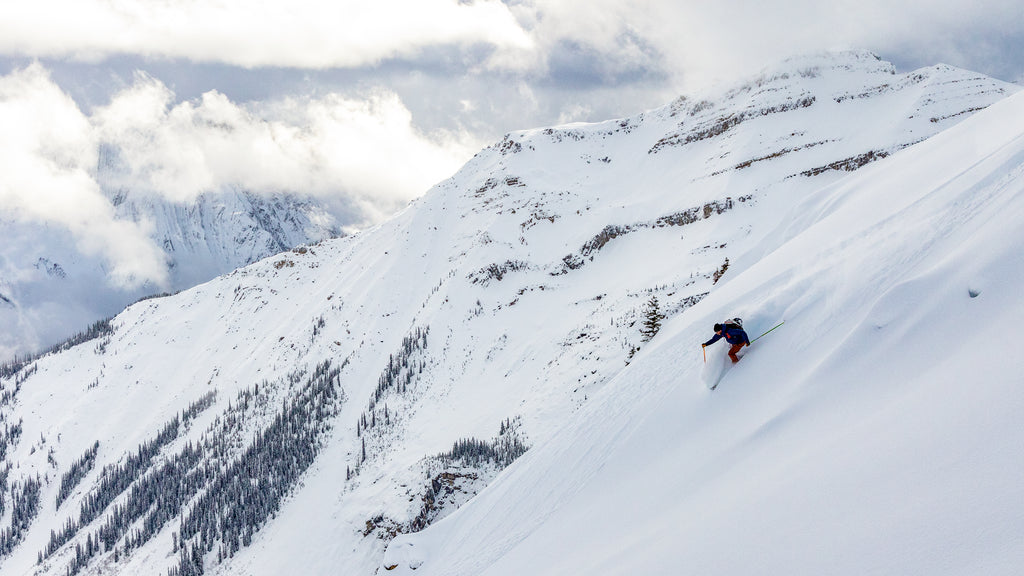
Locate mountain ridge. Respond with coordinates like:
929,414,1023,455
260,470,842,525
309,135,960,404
0,50,1020,576
383,86,1024,575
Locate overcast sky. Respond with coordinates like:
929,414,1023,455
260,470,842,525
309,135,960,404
1,0,1022,287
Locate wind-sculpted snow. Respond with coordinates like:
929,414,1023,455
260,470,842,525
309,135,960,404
0,51,1020,576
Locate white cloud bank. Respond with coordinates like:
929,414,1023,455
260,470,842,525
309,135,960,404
3,2,1020,107
93,72,481,220
0,0,533,69
519,0,1024,88
2,0,1022,86
0,65,167,288
0,64,483,287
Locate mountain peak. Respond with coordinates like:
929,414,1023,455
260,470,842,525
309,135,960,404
1,53,1021,576
773,48,893,74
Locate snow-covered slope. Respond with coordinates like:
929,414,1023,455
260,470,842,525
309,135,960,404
0,185,341,362
384,71,1024,576
0,51,1019,576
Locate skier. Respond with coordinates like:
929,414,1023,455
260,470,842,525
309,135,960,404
702,320,750,363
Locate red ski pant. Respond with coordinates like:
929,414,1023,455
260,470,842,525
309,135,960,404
728,343,744,363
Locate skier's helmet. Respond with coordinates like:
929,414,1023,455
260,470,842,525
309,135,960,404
713,323,723,332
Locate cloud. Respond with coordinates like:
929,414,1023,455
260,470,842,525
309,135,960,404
593,0,1024,87
485,0,665,79
0,64,168,289
4,1,1020,138
0,0,533,69
0,64,484,290
2,1,1021,90
488,0,1024,90
92,73,483,223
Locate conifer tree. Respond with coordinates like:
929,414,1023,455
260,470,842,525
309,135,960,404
640,296,665,342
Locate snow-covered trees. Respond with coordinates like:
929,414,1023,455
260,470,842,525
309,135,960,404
33,362,343,576
0,475,41,555
640,296,665,342
56,441,100,508
712,257,730,284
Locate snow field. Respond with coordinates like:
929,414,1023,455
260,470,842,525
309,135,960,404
382,88,1024,576
1,51,1020,576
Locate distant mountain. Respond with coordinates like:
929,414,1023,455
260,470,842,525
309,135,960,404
0,185,342,362
0,51,1020,576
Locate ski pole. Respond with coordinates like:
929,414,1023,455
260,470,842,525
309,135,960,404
702,345,706,363
751,321,785,343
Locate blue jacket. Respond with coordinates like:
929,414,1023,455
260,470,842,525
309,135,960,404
704,326,750,347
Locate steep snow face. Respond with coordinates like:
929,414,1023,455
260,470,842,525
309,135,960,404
0,186,341,361
112,188,343,287
382,85,1024,576
0,51,1018,576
